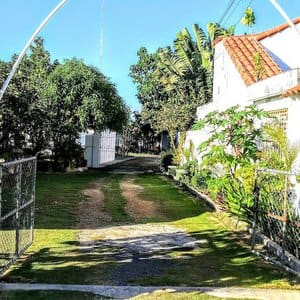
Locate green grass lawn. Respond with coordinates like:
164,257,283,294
131,291,255,300
2,171,299,290
0,290,109,300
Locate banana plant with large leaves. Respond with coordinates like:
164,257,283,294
154,22,234,102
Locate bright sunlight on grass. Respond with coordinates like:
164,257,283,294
2,170,299,290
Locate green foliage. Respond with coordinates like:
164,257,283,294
181,159,199,185
0,38,52,157
130,22,234,150
48,59,129,169
0,38,129,167
193,105,268,221
241,7,256,28
262,123,300,171
160,150,175,172
173,132,187,165
190,168,212,190
253,51,266,81
183,140,195,162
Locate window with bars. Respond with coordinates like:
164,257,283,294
268,108,288,131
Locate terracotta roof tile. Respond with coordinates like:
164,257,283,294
255,17,300,41
282,84,300,97
213,17,300,46
223,36,282,85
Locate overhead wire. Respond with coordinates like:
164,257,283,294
234,0,254,27
222,0,243,26
218,0,238,24
218,0,256,29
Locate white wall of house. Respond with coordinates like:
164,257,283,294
255,94,300,144
260,23,300,70
184,129,211,162
213,44,247,105
191,23,300,163
246,69,299,103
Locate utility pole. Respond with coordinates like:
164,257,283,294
0,0,69,102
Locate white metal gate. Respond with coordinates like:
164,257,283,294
84,131,116,168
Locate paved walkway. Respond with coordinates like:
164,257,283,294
107,155,160,174
1,283,300,299
79,224,200,251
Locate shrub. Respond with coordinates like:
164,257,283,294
191,169,212,191
181,160,198,185
160,150,175,172
192,105,267,221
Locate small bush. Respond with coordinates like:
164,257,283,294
191,169,212,191
160,150,175,172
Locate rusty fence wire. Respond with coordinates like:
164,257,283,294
0,157,36,275
252,168,300,262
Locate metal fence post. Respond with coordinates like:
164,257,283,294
15,162,22,255
30,158,37,243
281,174,288,261
1,157,37,276
0,164,2,229
251,169,259,250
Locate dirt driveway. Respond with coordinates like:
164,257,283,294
77,156,201,285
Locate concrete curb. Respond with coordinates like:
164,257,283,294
1,283,300,299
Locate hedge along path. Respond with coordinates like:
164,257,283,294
120,176,161,221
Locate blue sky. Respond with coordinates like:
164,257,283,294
0,0,299,110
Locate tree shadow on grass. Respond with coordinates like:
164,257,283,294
3,228,298,288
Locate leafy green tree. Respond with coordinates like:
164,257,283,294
0,38,52,157
130,23,234,150
48,59,129,169
1,39,128,167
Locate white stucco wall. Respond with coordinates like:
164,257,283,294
192,24,300,161
286,98,300,143
260,23,300,69
184,129,211,162
246,69,299,103
212,43,248,107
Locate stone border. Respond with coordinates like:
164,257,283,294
252,231,300,276
164,171,217,211
165,170,300,276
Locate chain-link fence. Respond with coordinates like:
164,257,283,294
252,168,300,265
0,157,36,275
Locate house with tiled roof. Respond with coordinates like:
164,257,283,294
186,17,300,155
